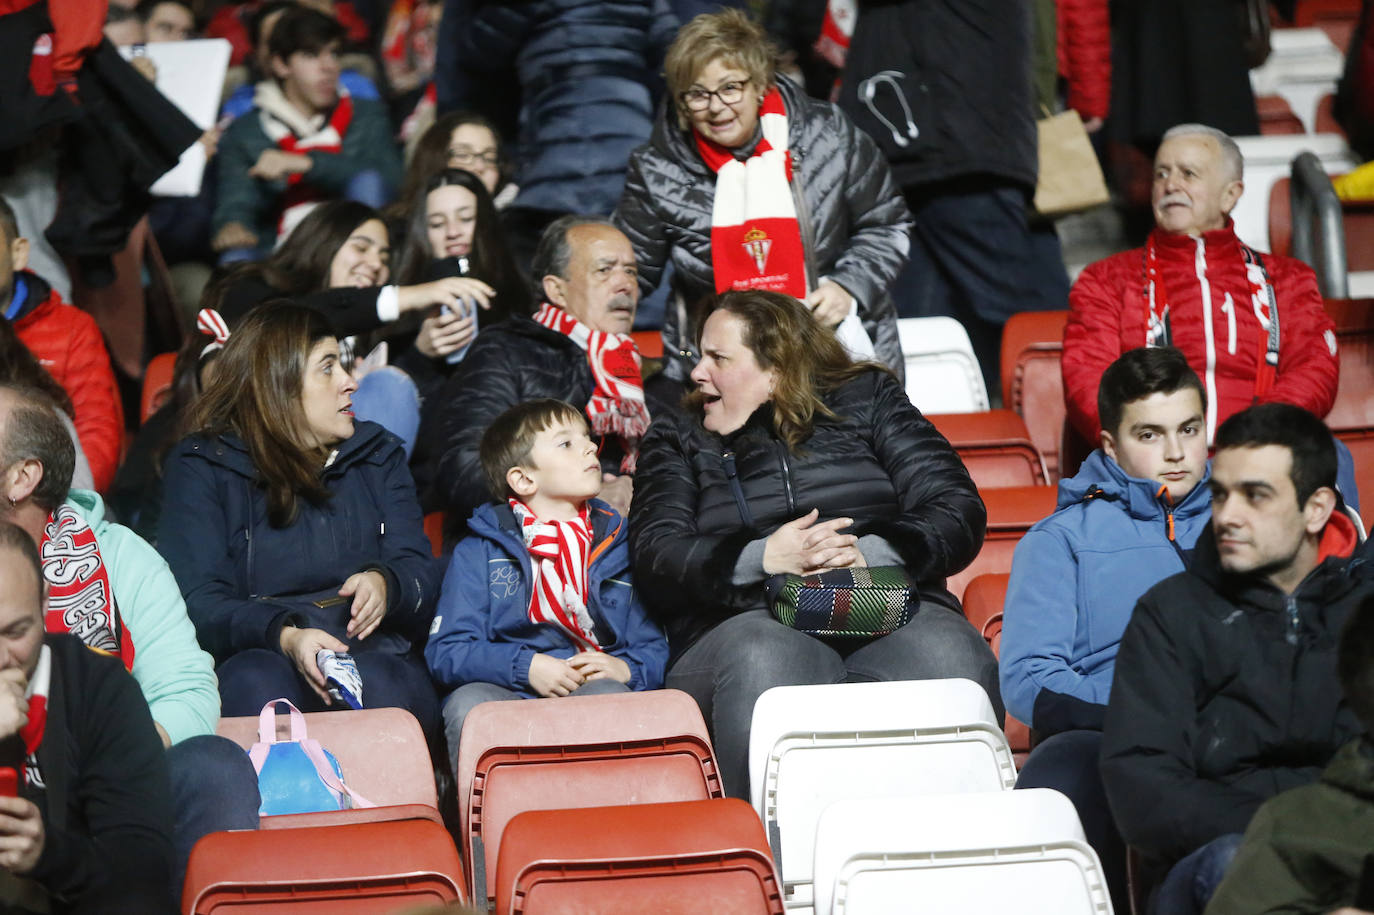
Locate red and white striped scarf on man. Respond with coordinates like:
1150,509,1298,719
254,81,356,239
509,499,601,651
20,644,51,787
40,506,135,671
531,303,648,474
693,85,808,300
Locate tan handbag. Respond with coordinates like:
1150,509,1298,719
1033,107,1111,218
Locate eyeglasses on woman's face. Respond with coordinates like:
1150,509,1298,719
680,78,750,111
447,146,499,168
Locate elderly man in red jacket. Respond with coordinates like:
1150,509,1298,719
1063,124,1339,451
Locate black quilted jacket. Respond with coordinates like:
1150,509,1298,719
628,369,985,658
613,76,912,383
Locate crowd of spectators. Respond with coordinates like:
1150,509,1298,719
0,0,1372,910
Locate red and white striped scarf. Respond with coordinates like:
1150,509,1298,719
20,644,50,787
40,506,135,672
813,0,855,69
694,86,808,300
531,303,649,474
509,499,601,651
255,81,356,239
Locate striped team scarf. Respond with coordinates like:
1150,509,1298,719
693,85,808,300
40,506,135,672
531,303,648,474
509,499,601,652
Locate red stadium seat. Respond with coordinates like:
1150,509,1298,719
1256,95,1307,135
1324,298,1374,512
633,329,664,359
1270,178,1374,272
141,352,177,424
946,485,1058,603
497,799,784,915
216,706,440,829
182,817,465,913
456,689,724,906
423,511,445,558
931,410,1050,488
1000,311,1070,480
962,573,1032,766
1315,92,1344,136
1294,0,1361,48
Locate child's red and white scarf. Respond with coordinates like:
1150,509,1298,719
20,644,51,787
531,303,648,474
40,506,135,672
694,86,808,300
254,80,356,238
509,499,601,652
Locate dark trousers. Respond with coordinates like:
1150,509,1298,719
667,606,1003,799
1151,832,1244,915
1014,729,1128,913
167,735,261,905
894,181,1071,396
215,648,441,745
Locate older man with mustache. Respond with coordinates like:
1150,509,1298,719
427,216,650,539
1063,124,1339,450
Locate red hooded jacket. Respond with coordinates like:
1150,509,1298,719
1064,222,1339,442
12,272,123,492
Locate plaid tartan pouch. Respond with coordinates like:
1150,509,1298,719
764,566,918,637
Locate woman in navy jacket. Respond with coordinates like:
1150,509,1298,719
157,305,441,730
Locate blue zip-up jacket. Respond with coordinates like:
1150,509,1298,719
425,499,667,696
999,449,1212,735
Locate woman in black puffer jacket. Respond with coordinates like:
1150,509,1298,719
613,9,912,384
629,290,999,798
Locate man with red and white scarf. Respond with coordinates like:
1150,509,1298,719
1064,124,1340,450
0,521,174,910
211,5,401,261
427,216,652,541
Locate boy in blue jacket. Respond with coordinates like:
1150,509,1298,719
426,398,667,771
1000,346,1213,912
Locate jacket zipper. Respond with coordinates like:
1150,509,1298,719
776,442,797,516
1285,594,1299,645
1156,484,1189,567
1194,237,1219,442
721,451,755,528
788,151,820,293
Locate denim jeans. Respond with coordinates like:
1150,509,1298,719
440,677,630,776
353,366,421,459
167,735,260,904
666,606,1003,798
1151,832,1245,915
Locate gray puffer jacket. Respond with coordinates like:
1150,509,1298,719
614,75,912,381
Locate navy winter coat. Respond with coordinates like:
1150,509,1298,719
445,0,678,215
157,421,441,663
425,499,667,696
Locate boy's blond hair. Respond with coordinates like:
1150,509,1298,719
479,399,589,501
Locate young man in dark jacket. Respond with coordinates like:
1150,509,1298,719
0,522,174,912
1101,402,1368,915
212,6,402,261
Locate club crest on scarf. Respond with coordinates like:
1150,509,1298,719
695,87,808,299
39,507,134,671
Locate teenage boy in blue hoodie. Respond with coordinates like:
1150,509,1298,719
1000,346,1213,911
425,399,667,773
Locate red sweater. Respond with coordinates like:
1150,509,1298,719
1064,223,1339,442
1056,0,1111,122
12,272,123,492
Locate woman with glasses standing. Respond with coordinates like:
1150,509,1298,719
614,9,913,385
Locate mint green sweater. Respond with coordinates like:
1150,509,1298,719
66,491,218,745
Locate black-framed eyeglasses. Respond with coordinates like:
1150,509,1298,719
679,79,750,112
447,147,499,167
